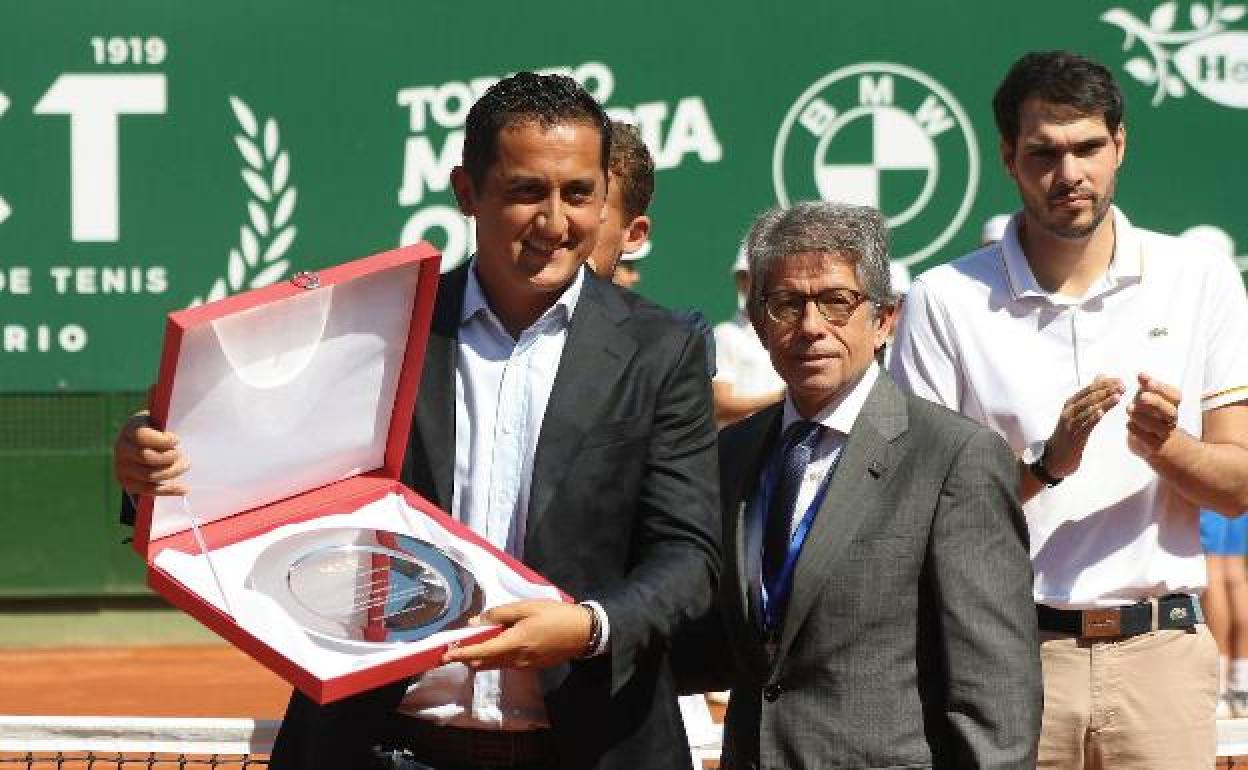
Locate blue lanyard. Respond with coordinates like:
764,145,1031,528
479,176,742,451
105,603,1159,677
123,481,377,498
756,443,837,634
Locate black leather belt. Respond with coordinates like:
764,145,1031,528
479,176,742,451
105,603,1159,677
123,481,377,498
1037,594,1202,639
387,718,553,768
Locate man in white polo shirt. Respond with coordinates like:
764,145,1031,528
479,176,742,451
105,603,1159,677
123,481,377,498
891,50,1248,769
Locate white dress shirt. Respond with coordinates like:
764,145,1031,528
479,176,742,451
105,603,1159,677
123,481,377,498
778,362,880,532
890,208,1248,608
398,262,584,730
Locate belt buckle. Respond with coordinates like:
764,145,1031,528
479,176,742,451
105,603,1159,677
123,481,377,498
1081,608,1122,638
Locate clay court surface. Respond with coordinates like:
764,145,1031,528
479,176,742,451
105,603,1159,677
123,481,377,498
0,645,725,768
1,646,291,718
1,643,725,721
5,647,1248,768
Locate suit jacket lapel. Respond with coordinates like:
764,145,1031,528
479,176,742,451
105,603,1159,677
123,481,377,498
773,375,909,663
412,263,467,510
727,408,782,674
526,274,637,544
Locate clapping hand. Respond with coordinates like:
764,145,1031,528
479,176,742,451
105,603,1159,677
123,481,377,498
1044,376,1125,479
1126,373,1182,459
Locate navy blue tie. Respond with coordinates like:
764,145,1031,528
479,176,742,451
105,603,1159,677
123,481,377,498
762,420,824,592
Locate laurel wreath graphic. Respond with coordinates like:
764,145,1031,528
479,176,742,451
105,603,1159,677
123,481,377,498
1102,0,1247,105
190,96,298,305
0,91,9,225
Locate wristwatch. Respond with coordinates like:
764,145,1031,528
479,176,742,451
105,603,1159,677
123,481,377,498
1022,440,1063,487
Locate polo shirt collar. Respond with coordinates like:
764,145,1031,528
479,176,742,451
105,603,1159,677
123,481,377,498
1105,206,1143,282
1000,206,1142,304
461,257,584,332
999,214,1044,300
782,361,880,437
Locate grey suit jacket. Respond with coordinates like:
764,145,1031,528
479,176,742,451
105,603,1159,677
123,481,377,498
678,373,1041,770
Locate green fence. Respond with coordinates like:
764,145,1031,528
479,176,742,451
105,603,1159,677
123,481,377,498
0,393,146,596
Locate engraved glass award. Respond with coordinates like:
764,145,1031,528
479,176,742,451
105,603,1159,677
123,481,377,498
249,527,484,648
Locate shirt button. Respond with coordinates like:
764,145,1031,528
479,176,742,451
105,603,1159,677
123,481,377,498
764,684,782,702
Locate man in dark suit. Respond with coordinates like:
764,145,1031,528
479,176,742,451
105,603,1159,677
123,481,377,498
675,201,1041,770
115,73,719,770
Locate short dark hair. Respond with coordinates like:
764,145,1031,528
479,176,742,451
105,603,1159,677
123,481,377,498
992,51,1124,146
608,121,655,220
462,71,610,187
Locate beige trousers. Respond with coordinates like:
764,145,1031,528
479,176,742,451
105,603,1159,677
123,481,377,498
1037,624,1218,770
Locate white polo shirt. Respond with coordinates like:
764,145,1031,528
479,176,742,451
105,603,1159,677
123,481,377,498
889,207,1248,609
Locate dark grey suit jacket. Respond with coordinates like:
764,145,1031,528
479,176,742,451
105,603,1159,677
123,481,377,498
677,373,1041,770
269,265,721,770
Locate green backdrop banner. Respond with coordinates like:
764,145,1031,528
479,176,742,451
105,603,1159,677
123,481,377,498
2,0,1247,392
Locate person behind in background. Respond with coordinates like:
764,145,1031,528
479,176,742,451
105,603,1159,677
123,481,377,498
711,247,784,426
677,200,1041,770
891,50,1248,769
587,119,716,379
115,72,720,770
1200,508,1248,717
587,121,652,288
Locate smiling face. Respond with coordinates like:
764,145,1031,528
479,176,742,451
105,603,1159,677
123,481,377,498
750,251,892,417
1003,97,1125,241
451,118,606,330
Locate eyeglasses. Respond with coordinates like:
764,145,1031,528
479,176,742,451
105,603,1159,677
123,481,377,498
759,288,874,326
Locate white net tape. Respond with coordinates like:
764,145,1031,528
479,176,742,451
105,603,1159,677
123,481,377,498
0,717,277,769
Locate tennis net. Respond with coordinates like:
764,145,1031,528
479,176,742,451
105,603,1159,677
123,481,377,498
0,717,276,769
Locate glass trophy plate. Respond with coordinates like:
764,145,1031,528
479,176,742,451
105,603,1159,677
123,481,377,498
248,527,484,649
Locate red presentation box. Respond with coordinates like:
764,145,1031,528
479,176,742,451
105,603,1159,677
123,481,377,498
132,243,567,704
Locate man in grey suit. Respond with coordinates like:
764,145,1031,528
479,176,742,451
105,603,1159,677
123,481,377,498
675,201,1041,770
